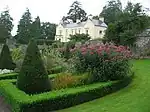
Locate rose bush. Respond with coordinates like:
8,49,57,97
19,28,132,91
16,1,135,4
70,43,132,82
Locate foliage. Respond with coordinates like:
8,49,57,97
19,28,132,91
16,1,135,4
0,73,17,80
11,47,24,62
0,75,132,112
52,73,87,90
100,0,122,25
63,1,87,23
41,22,56,40
16,8,32,44
0,8,13,43
104,2,150,46
0,44,16,70
49,66,63,74
71,43,131,82
59,41,76,59
42,47,68,73
36,39,55,45
0,73,58,82
30,16,42,39
69,33,91,42
92,15,99,20
17,39,51,94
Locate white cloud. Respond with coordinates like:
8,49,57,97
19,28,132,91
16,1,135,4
0,0,149,35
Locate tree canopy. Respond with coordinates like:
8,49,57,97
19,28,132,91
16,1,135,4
0,9,13,43
104,1,150,46
41,22,56,40
16,8,32,44
63,1,87,23
100,0,122,25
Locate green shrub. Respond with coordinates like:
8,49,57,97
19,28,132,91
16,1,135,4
0,73,58,81
17,39,51,94
69,33,91,42
36,39,56,45
0,73,18,80
0,75,132,112
42,47,68,73
11,47,24,62
71,43,132,82
49,66,63,74
0,44,16,70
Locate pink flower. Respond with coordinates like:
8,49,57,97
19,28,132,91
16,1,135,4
90,52,94,55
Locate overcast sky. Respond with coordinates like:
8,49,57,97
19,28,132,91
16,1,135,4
0,0,150,35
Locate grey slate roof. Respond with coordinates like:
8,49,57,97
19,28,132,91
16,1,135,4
61,19,107,28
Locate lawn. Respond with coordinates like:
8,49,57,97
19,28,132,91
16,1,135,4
58,59,150,112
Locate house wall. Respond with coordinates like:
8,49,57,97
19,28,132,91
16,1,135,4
55,20,107,42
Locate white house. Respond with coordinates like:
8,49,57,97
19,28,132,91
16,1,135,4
55,17,107,42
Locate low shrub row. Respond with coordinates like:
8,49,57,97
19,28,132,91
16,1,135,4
0,74,133,112
0,73,58,80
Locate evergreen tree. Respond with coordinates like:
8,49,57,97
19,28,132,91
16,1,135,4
0,8,13,43
0,44,16,70
17,39,51,94
65,1,87,23
30,16,41,39
16,8,32,44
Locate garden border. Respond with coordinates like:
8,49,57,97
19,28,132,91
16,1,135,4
0,74,134,112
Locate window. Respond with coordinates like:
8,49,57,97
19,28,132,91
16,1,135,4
99,30,102,34
86,30,89,34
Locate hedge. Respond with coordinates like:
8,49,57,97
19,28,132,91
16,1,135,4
0,74,133,112
0,73,58,80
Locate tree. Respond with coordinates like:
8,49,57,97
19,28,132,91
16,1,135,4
100,0,122,25
92,15,99,20
65,1,87,23
16,8,32,44
17,39,51,94
30,16,41,39
41,22,56,40
0,9,13,43
104,2,150,46
69,33,91,42
0,44,16,70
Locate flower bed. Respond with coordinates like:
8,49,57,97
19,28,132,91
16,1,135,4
71,43,132,82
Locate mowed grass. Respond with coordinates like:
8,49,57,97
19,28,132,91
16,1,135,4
58,60,150,112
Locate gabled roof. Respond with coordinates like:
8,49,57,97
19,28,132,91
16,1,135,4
60,19,107,28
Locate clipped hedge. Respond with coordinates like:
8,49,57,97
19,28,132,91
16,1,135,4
0,73,58,80
0,74,133,112
0,73,18,80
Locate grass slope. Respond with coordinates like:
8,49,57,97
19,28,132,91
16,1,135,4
58,60,150,112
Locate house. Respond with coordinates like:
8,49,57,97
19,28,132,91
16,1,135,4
55,17,107,42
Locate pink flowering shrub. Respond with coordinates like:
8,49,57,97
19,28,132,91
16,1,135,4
70,43,132,82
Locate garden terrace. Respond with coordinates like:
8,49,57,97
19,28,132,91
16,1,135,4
0,74,132,112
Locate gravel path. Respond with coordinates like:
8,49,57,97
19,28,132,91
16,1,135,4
0,96,11,112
